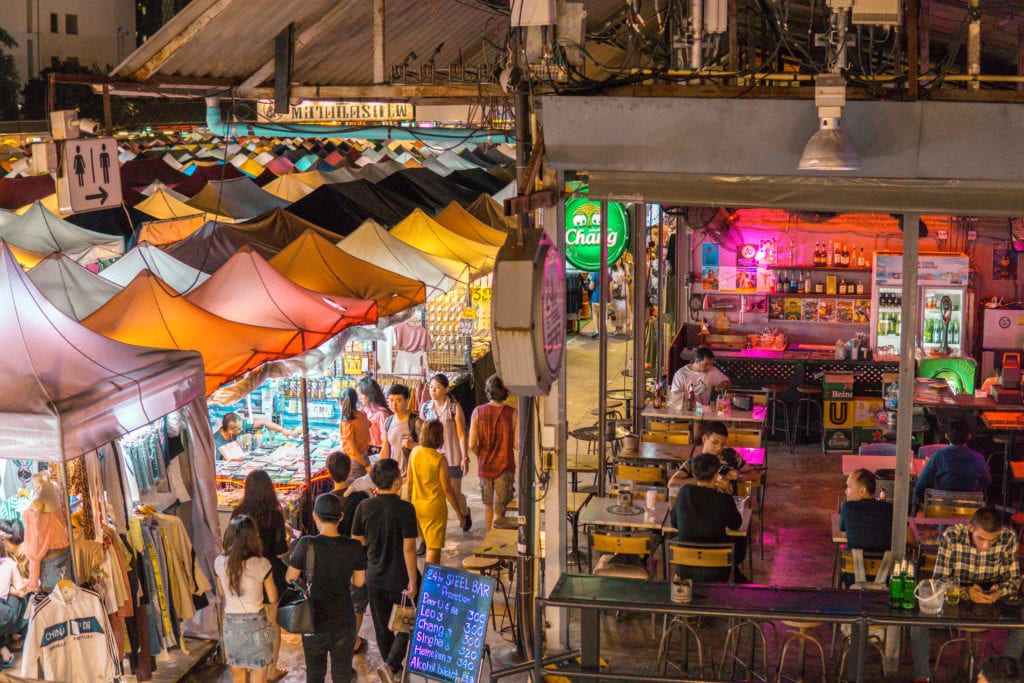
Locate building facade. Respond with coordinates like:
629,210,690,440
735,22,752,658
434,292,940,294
0,0,135,86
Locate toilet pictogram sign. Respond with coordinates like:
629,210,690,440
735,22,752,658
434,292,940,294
56,137,122,214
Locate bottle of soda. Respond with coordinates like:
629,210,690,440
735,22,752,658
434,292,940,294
889,559,904,609
901,562,917,610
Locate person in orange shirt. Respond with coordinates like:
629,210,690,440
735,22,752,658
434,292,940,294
339,388,372,482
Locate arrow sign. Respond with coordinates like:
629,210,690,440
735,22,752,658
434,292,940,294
56,137,122,214
84,187,109,204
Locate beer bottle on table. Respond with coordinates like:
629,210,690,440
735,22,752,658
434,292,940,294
901,563,917,610
889,560,904,609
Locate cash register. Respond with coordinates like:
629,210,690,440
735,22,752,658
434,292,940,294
991,351,1023,404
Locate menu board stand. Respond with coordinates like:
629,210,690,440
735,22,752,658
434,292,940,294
405,563,496,683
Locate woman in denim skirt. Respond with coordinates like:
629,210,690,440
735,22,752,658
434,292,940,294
215,515,279,682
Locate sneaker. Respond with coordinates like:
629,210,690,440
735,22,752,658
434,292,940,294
462,509,472,532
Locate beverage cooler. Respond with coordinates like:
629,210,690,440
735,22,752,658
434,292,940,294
870,252,971,356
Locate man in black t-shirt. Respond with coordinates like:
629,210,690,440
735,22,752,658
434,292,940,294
287,493,367,683
352,459,419,683
326,451,371,655
672,453,743,583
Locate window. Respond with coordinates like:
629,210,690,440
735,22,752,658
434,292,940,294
65,15,78,35
49,13,58,33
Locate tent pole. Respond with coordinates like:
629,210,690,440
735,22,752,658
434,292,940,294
300,376,312,516
59,459,77,583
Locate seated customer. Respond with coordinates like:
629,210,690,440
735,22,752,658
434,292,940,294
669,346,731,406
977,656,1022,683
839,469,893,586
671,453,743,583
910,508,1022,682
668,422,756,493
913,419,990,508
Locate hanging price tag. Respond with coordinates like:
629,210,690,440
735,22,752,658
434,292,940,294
458,319,475,336
342,355,363,375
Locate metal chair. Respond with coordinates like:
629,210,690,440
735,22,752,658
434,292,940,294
657,541,734,679
934,627,992,682
834,550,893,682
922,489,984,519
762,383,792,447
790,384,824,453
587,530,655,580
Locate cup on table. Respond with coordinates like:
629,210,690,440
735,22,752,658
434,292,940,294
944,577,960,605
617,488,634,509
645,489,658,512
668,485,681,503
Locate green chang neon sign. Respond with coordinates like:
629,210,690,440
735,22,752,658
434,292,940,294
564,199,629,271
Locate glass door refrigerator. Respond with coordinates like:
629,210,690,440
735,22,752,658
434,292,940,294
871,252,971,357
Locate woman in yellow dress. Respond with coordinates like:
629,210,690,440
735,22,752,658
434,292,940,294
408,420,466,565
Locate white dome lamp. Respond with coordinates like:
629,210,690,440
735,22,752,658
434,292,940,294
798,73,861,172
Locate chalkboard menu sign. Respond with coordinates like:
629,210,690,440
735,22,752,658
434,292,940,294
407,563,496,683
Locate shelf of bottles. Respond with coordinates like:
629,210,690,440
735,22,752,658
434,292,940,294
921,290,964,351
875,292,904,343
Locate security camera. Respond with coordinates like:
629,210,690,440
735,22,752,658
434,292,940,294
77,118,101,135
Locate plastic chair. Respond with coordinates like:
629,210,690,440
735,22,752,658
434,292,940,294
657,541,734,679
858,442,897,456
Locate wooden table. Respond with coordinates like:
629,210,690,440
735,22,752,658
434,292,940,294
643,403,767,427
579,494,751,536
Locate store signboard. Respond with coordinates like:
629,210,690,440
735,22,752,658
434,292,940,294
875,254,969,286
256,100,414,123
564,198,628,271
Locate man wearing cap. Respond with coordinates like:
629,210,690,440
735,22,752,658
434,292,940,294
352,459,419,683
286,493,367,683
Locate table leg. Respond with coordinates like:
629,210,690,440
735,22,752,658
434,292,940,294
853,617,868,683
580,607,601,671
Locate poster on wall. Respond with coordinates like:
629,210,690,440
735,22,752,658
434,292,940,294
702,243,719,268
993,245,1018,280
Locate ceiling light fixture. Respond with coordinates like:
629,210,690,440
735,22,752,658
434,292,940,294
798,73,860,172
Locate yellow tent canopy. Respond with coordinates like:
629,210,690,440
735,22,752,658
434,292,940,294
435,202,509,247
262,173,316,202
8,243,48,269
135,187,232,222
389,208,500,276
137,215,209,246
82,270,305,395
270,230,426,317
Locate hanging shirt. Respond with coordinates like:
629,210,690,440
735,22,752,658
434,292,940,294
21,585,120,683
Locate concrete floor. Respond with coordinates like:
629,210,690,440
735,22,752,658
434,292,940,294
188,333,1001,681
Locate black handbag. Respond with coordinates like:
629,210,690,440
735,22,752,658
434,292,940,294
277,539,315,634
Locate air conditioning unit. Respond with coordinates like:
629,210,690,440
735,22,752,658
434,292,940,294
852,0,901,26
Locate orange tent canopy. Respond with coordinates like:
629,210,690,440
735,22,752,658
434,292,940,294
82,270,305,394
187,245,378,349
137,215,208,246
270,230,425,317
435,202,508,247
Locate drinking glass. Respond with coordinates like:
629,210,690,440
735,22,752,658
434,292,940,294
944,577,960,605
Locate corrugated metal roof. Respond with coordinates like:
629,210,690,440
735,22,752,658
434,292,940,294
110,0,1023,93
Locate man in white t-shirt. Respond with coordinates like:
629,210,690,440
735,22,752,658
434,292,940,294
670,346,731,406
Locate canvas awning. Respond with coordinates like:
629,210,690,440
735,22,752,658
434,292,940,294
135,188,231,222
270,230,426,317
100,242,210,293
466,194,516,233
337,219,468,299
82,271,306,394
261,173,316,202
0,201,124,261
186,176,289,220
27,253,123,320
0,242,206,462
435,202,509,247
377,169,480,212
137,215,209,246
389,208,500,276
187,246,378,349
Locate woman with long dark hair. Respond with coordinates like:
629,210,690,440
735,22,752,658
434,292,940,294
356,376,390,455
421,374,472,530
215,515,278,683
230,471,289,682
338,388,371,481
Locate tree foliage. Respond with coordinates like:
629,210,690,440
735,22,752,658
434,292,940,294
0,27,20,120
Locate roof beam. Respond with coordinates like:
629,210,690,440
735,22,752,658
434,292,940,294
132,0,241,81
236,1,357,96
247,83,507,103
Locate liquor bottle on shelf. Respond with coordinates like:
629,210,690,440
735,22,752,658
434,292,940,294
855,280,865,295
843,243,851,267
804,271,812,293
790,273,800,293
834,241,842,267
838,279,847,295
812,242,820,266
858,247,866,268
815,278,824,294
776,271,784,292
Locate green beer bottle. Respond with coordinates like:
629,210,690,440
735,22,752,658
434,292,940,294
889,559,904,609
901,562,917,611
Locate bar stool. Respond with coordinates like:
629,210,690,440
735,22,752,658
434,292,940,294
934,627,990,682
462,556,513,633
762,383,792,446
789,385,824,453
775,621,828,682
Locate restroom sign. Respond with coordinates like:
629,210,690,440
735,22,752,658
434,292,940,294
56,137,122,214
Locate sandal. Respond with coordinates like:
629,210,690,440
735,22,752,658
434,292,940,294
268,668,287,682
353,636,368,654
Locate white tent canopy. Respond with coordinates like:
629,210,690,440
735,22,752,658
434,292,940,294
27,253,123,320
0,201,124,262
100,241,210,293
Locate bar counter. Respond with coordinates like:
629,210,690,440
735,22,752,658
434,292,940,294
676,347,900,394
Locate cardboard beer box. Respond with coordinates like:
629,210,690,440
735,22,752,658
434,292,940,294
825,428,854,453
822,373,855,402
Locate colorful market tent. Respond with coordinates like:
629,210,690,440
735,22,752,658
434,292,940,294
467,194,516,232
27,253,124,320
161,221,254,273
120,157,192,195
0,209,14,227
0,175,55,210
435,202,509,247
82,271,305,395
378,169,480,211
187,246,378,349
234,208,346,248
0,201,124,263
100,241,210,293
7,243,47,269
291,170,327,190
285,180,421,235
261,173,316,202
338,219,468,299
137,215,209,246
270,230,426,317
449,168,509,196
139,180,190,202
0,241,220,606
186,177,289,220
389,209,500,276
135,187,231,222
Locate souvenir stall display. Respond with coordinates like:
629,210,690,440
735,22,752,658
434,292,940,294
422,277,493,372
